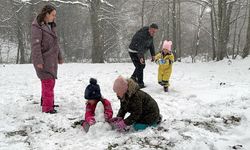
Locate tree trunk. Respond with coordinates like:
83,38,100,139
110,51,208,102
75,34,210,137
11,0,25,64
0,45,2,63
232,4,241,59
177,0,181,61
236,5,248,58
210,0,216,60
172,0,177,60
217,1,233,61
224,3,234,58
28,0,37,63
217,1,235,61
17,17,25,64
90,0,103,63
167,0,170,39
192,5,206,63
141,0,145,28
59,8,70,62
242,1,250,58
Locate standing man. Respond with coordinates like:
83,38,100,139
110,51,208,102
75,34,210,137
128,23,158,88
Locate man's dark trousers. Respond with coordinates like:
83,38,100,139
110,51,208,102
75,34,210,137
129,52,145,86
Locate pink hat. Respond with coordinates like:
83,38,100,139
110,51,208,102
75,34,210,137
162,40,172,51
113,76,128,97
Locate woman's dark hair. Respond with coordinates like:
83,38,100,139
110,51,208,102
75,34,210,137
37,4,56,27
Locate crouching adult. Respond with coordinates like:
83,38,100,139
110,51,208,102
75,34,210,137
110,76,161,131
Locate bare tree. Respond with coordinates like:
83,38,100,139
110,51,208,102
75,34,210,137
1,0,250,63
209,0,216,60
88,0,103,63
242,0,250,58
216,0,235,61
141,0,146,27
172,0,177,59
166,0,171,40
232,2,241,59
10,0,26,64
191,5,206,63
177,0,182,61
0,44,2,63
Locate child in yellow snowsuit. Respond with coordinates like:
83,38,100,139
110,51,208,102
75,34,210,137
155,40,174,92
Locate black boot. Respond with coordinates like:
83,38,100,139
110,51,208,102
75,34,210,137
82,120,90,132
164,87,168,92
45,109,57,114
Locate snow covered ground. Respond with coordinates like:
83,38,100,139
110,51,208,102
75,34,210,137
0,58,250,150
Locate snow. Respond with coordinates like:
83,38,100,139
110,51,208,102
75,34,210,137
21,0,88,8
205,7,211,13
0,57,250,150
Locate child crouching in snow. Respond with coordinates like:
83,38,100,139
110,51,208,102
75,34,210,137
155,40,175,92
81,78,113,132
110,76,162,132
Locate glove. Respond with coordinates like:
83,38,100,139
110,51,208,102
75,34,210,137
86,118,96,125
108,117,123,123
112,119,127,131
104,113,111,122
158,59,166,64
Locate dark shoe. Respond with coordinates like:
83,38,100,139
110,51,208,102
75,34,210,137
45,109,57,114
40,97,43,106
82,120,90,132
164,87,168,92
158,82,163,86
53,105,59,108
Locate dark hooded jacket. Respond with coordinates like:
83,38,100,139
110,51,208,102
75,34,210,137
117,79,160,125
129,27,156,58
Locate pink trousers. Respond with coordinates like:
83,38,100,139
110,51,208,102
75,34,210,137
84,99,113,125
41,79,55,112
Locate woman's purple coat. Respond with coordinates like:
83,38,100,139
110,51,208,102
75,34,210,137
31,18,63,79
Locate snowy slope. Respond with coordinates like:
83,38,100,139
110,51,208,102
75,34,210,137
0,58,250,150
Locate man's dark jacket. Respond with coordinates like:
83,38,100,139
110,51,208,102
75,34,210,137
129,27,156,58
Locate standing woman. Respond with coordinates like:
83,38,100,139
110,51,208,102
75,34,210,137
31,4,63,114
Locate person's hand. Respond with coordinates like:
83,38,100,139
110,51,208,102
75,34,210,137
37,64,43,69
104,109,113,122
59,59,63,64
140,58,145,64
151,56,155,62
108,117,123,123
112,119,127,131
